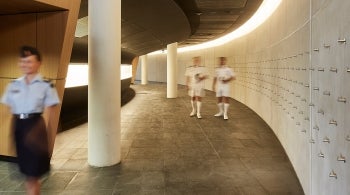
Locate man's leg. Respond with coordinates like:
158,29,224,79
214,96,224,117
223,96,229,120
190,96,196,116
196,96,202,119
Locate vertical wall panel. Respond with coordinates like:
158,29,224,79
0,14,37,157
37,12,67,79
311,0,350,194
0,0,80,158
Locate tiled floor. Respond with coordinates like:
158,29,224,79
0,83,304,194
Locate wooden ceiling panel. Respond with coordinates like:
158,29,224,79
0,1,64,15
198,22,234,29
195,0,248,9
200,14,240,22
121,23,146,39
195,29,227,34
122,0,190,46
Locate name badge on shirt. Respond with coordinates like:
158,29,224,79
11,89,20,93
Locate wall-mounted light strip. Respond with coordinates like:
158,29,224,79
65,64,132,88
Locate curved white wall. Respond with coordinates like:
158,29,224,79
137,0,350,194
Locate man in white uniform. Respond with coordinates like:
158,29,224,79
185,56,208,119
212,57,235,120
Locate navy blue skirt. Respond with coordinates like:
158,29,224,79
13,116,50,177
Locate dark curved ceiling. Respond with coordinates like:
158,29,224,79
72,0,263,63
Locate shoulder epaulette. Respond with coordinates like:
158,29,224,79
11,78,21,83
43,79,54,88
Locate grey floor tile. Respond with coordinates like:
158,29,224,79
252,169,302,192
60,189,114,195
237,186,269,195
41,172,77,190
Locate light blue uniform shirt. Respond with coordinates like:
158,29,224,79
1,74,60,114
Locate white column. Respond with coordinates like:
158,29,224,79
141,55,148,85
167,42,178,98
88,0,121,166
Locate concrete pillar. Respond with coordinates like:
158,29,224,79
88,0,121,166
141,55,148,85
167,42,178,98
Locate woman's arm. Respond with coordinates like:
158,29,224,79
44,105,57,156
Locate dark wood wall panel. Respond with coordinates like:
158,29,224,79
0,0,80,158
36,12,68,154
37,12,67,79
0,14,37,76
0,14,37,157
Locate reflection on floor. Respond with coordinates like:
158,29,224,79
0,83,304,194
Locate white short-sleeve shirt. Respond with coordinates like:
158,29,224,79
1,74,60,114
185,66,208,89
215,66,234,85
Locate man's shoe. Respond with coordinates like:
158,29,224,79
224,114,228,120
214,112,223,117
190,110,196,117
197,114,202,119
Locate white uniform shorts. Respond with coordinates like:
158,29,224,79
188,86,205,97
216,84,230,97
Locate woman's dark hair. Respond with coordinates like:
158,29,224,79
19,46,41,61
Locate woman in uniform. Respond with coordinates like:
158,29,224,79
1,46,60,195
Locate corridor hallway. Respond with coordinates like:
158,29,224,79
0,83,304,194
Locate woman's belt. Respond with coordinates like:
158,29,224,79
13,113,42,119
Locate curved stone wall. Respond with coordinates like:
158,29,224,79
141,0,350,194
310,1,350,195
